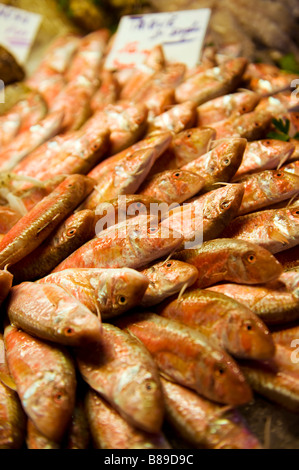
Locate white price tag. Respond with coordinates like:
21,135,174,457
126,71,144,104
0,4,42,65
105,9,211,70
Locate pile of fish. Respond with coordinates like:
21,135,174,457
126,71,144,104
0,29,299,449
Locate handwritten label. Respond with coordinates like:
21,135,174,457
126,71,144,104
0,4,42,65
105,9,211,70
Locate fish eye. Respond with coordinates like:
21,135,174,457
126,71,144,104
246,252,256,264
292,209,299,216
222,157,231,166
173,172,181,178
220,200,231,209
265,141,271,145
92,143,99,151
66,227,76,237
186,132,192,138
166,262,172,267
275,172,283,177
216,366,225,376
147,226,159,234
242,107,247,112
144,379,156,391
254,122,259,127
64,327,75,336
54,393,63,404
118,295,127,305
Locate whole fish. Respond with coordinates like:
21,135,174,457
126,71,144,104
208,282,299,325
181,138,246,192
139,169,204,204
64,398,90,449
161,377,262,449
237,170,299,215
161,184,244,246
26,420,60,449
77,323,164,433
197,91,260,126
10,210,96,282
221,205,299,254
147,101,196,135
175,58,248,105
0,174,95,269
82,148,156,210
146,127,216,177
0,111,64,171
7,282,102,346
140,260,198,307
116,312,252,406
85,389,171,449
53,217,183,272
211,110,272,141
0,380,26,449
174,239,283,288
4,325,76,442
38,267,149,319
158,289,275,360
233,139,295,180
14,125,110,181
0,91,47,149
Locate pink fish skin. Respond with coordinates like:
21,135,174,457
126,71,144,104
116,312,252,406
7,282,102,346
76,323,164,433
161,377,262,449
4,325,76,442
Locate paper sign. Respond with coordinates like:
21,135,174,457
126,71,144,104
0,4,42,65
105,9,211,70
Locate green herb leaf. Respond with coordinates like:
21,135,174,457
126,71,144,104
293,132,299,141
266,131,290,142
278,54,299,74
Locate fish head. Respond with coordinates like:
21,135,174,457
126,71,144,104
203,184,244,237
23,368,75,442
210,138,246,178
238,91,261,113
123,148,156,179
59,210,95,243
93,268,149,318
198,348,253,406
172,127,216,165
226,241,283,284
145,259,198,291
225,309,275,360
113,363,164,433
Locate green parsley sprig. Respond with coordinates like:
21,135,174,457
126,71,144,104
267,118,299,142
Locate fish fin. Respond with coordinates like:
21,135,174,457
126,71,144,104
286,194,299,209
269,227,290,245
177,282,189,302
277,152,291,170
0,371,17,391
